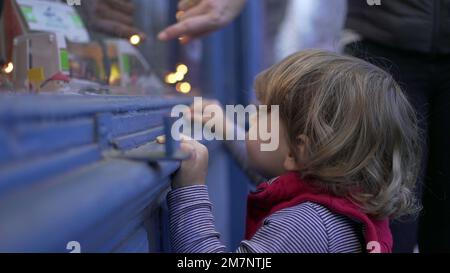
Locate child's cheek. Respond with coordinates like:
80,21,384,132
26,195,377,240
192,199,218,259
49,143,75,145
246,137,286,179
246,117,262,168
246,138,266,175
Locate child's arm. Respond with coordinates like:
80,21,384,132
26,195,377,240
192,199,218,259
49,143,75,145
167,185,338,253
168,137,337,253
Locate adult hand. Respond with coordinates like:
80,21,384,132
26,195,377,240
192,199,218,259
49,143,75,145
158,0,247,44
82,0,143,38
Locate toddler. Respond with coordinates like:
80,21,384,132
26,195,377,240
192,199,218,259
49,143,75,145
166,50,421,253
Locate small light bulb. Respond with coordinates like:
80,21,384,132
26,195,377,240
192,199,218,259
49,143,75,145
129,34,141,46
3,62,13,74
165,73,177,84
176,64,189,75
174,72,185,82
176,82,191,94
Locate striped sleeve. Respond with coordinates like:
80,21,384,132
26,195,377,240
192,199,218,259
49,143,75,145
167,185,362,253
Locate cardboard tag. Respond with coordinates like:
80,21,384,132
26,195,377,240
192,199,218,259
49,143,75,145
27,67,45,90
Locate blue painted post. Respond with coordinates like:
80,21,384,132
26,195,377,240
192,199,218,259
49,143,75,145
163,116,179,157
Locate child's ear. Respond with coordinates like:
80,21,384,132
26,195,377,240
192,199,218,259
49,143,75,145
283,134,309,171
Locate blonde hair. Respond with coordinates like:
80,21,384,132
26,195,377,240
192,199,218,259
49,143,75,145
255,50,421,219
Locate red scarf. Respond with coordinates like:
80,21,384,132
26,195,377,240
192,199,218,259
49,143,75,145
245,171,393,253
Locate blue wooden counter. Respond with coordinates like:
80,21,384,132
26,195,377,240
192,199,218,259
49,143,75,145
0,94,201,253
0,0,265,253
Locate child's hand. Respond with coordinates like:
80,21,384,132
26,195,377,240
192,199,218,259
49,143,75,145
171,135,209,189
186,99,234,139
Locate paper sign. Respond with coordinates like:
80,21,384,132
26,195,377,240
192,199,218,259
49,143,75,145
28,67,45,83
16,0,90,43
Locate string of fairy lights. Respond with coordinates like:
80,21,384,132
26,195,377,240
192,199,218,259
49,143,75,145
164,64,192,94
2,35,192,94
1,62,14,75
129,34,192,94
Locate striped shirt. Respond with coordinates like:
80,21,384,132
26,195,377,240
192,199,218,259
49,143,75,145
167,185,364,253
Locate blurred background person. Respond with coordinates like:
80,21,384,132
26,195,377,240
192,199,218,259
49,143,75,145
274,0,347,61
78,0,141,39
78,0,173,79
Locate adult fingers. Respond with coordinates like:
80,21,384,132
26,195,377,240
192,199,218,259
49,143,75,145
178,0,203,11
177,1,209,21
158,14,216,41
106,0,135,14
93,18,141,38
96,1,134,27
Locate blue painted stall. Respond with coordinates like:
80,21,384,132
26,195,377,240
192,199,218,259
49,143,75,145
0,1,264,253
0,95,190,252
